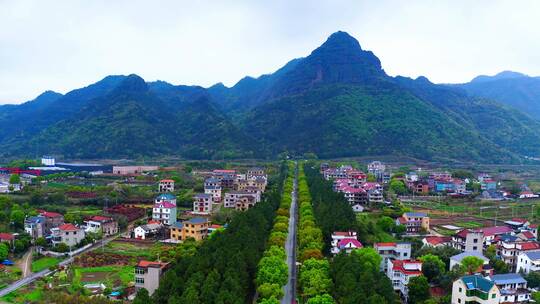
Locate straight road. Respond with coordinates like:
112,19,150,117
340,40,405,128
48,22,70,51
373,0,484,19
281,163,298,304
0,235,117,297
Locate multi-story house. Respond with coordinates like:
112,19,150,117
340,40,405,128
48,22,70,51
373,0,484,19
247,167,265,179
342,186,367,206
368,161,386,181
490,273,531,303
158,179,174,192
235,196,256,211
330,231,357,255
396,212,430,234
24,216,46,239
169,217,209,241
152,201,177,226
498,237,540,271
39,211,65,235
135,260,170,296
51,223,85,247
452,230,484,253
82,215,118,236
363,182,383,204
193,193,213,214
386,259,422,301
516,251,540,274
375,242,412,272
452,275,500,304
224,191,260,208
204,184,222,202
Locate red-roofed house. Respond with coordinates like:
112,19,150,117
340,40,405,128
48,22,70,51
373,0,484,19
517,231,536,241
386,260,422,301
0,233,14,247
135,260,170,295
480,226,513,245
39,210,64,234
499,240,540,271
331,231,358,255
51,223,85,247
83,215,118,236
422,236,452,248
335,238,363,254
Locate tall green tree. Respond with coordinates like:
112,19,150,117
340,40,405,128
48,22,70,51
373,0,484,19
407,275,430,304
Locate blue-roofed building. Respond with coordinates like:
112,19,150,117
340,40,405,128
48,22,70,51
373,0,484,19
155,193,176,204
452,275,500,304
24,215,46,239
490,273,530,303
516,251,540,274
169,217,209,241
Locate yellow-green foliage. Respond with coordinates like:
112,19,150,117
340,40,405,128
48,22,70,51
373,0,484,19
297,166,324,261
257,161,295,303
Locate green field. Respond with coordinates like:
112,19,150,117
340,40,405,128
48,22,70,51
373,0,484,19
102,241,155,258
31,256,63,272
73,265,134,287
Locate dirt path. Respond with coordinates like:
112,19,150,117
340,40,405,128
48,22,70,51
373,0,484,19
16,247,33,278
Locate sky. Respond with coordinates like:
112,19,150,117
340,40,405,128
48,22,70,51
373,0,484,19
1,0,540,104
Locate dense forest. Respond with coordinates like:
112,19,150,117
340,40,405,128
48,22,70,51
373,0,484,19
149,163,287,303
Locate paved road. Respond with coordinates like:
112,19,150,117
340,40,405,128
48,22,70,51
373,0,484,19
0,236,117,297
281,163,298,304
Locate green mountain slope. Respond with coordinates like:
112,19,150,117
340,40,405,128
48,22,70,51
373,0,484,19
2,31,540,163
453,71,540,119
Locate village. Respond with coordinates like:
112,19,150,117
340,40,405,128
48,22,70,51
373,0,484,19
1,157,540,303
0,157,269,302
321,161,540,303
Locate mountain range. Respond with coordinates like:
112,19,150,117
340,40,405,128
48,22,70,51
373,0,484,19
2,31,540,163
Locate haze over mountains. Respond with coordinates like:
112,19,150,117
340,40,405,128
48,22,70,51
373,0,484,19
2,31,540,163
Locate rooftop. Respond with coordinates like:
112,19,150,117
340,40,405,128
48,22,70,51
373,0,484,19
461,275,494,293
156,193,176,200
490,273,526,285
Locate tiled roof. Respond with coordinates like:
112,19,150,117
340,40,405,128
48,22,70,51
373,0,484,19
490,273,527,285
156,193,176,200
58,223,79,232
524,251,540,260
461,275,494,293
40,211,63,218
480,226,513,236
375,242,397,247
88,215,113,222
137,260,169,269
405,212,427,218
518,242,540,251
338,238,362,249
391,260,422,275
424,236,452,245
0,233,14,241
160,179,174,183
154,202,176,209
451,251,489,263
187,217,208,224
520,231,535,240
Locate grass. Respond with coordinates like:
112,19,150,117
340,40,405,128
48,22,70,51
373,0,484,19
31,256,62,272
103,241,154,258
73,265,134,287
455,221,483,228
0,287,43,303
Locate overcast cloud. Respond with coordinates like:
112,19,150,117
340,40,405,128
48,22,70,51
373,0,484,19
1,0,540,104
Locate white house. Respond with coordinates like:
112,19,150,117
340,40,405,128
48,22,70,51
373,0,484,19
489,273,530,303
386,259,422,301
158,179,174,192
155,193,177,206
134,223,162,240
193,193,213,214
330,231,357,255
51,223,85,247
516,251,540,274
41,156,55,166
374,242,412,272
152,201,177,226
452,275,500,304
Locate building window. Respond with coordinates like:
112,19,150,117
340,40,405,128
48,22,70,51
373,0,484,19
135,277,145,284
